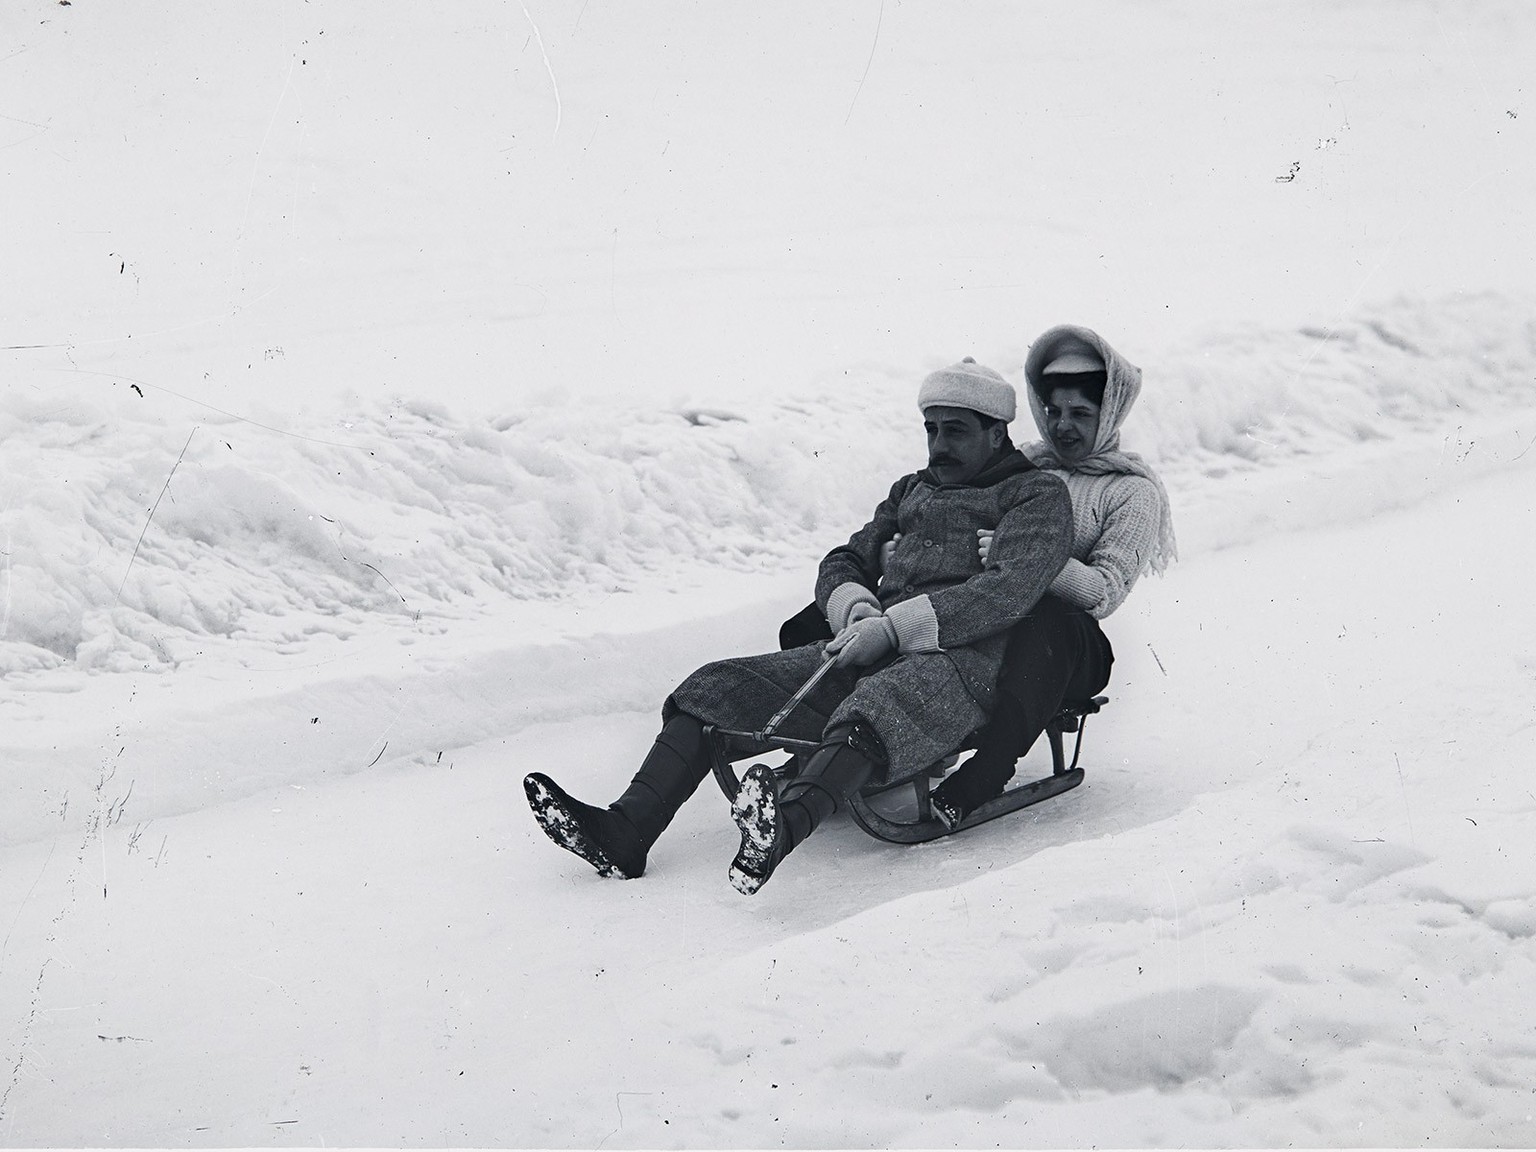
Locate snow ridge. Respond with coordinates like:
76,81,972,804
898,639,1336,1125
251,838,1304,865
3,292,1533,679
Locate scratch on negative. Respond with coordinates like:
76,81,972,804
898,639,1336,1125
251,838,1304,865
597,1091,654,1150
361,562,408,606
119,427,197,601
522,4,562,140
2,523,12,644
237,54,299,256
0,841,57,972
845,0,886,126
0,959,52,1123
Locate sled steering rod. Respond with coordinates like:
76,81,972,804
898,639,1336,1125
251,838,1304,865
757,656,838,742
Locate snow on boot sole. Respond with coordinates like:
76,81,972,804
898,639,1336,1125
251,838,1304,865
929,790,964,832
729,765,782,895
524,773,641,879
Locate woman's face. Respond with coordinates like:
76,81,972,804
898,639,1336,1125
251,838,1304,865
1043,385,1102,464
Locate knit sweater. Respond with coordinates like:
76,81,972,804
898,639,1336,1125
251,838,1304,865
1042,468,1163,619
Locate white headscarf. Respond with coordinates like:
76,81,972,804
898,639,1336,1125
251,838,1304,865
1021,325,1178,576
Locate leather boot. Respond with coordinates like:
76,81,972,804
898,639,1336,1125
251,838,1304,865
728,723,883,895
929,701,1029,829
525,713,709,879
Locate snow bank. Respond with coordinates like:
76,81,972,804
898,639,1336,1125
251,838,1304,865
5,1,1536,1143
4,293,1534,680
6,456,1533,1146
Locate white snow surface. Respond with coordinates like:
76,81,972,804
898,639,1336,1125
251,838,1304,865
5,0,1536,1146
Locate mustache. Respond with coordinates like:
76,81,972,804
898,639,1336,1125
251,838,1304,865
928,454,960,467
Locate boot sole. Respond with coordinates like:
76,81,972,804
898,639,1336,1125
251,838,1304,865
524,773,632,879
929,792,964,832
729,767,780,895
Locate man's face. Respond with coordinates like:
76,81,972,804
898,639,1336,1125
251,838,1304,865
1043,385,1102,464
924,405,1005,485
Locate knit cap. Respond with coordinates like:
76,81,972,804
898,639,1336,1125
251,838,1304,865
917,357,1016,423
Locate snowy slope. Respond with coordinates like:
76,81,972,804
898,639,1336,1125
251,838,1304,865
6,0,1536,1145
4,303,1536,1145
5,293,1536,852
2,423,1534,1147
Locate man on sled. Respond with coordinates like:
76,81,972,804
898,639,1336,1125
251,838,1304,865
525,355,1076,894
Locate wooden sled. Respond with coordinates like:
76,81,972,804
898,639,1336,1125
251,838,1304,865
705,671,1107,844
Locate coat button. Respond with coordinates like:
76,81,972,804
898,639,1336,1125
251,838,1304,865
923,539,934,547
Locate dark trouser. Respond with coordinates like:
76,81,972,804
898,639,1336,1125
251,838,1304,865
779,601,835,650
939,594,1113,811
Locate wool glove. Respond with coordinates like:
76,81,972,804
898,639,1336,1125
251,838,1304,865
846,600,883,625
827,614,898,668
826,581,882,633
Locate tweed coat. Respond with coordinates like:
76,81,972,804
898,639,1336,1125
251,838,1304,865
669,449,1073,781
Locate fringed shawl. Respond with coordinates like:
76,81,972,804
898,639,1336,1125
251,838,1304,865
1021,325,1178,576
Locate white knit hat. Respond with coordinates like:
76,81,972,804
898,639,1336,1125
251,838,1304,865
917,357,1016,422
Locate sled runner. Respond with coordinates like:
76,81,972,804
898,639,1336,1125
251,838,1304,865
705,661,1106,844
